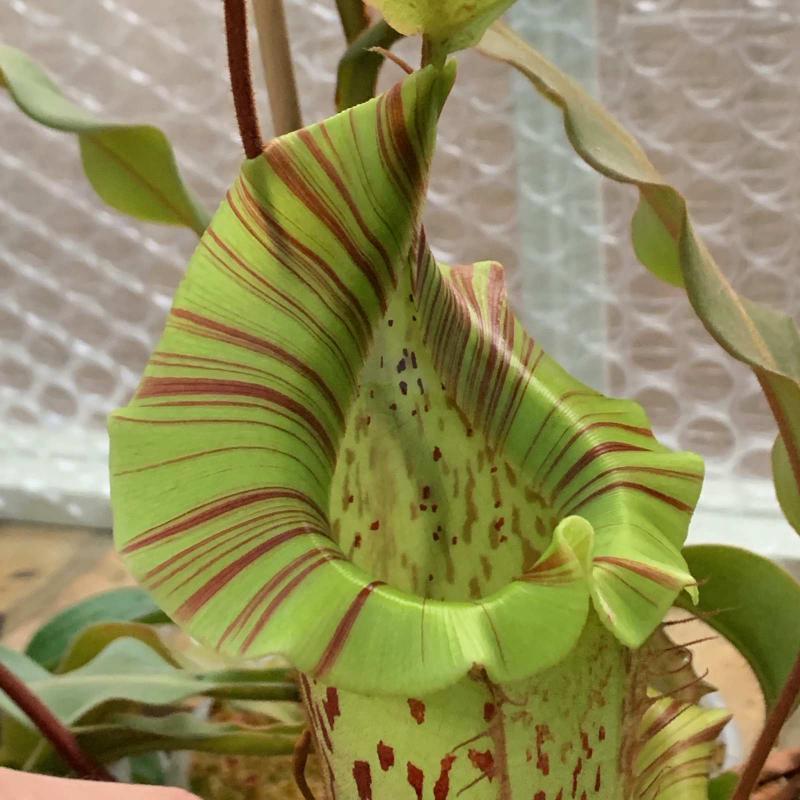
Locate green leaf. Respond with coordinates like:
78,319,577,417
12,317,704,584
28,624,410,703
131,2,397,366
109,61,704,706
0,45,209,234
127,752,167,786
335,21,403,112
25,586,166,670
55,621,177,674
707,772,738,800
773,435,800,534
678,545,800,710
478,23,800,537
366,0,515,61
1,638,217,729
76,712,298,761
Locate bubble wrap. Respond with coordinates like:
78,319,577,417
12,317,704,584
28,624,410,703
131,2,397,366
1,1,798,555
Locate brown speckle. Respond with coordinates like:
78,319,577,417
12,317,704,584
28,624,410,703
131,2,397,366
408,698,425,724
377,741,395,771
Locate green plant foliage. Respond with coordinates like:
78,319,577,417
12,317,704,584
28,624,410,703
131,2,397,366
478,22,800,539
55,621,177,674
773,435,800,534
366,0,514,62
0,630,299,773
74,712,298,761
707,772,737,800
335,20,403,111
678,545,800,710
25,586,166,670
0,638,220,731
0,45,210,234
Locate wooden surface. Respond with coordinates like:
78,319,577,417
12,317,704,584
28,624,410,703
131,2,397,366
0,520,797,761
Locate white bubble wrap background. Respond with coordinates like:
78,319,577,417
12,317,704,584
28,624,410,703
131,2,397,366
1,0,798,556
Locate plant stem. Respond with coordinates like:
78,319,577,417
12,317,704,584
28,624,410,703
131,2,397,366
293,729,316,800
223,0,263,158
335,0,370,43
0,661,113,781
251,0,302,137
733,647,800,800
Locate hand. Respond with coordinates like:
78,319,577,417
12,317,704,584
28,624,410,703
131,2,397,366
0,768,202,800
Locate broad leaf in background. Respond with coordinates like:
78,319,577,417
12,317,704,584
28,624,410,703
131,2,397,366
55,621,176,673
25,586,166,670
0,45,210,235
678,545,800,710
366,0,514,62
74,712,298,762
0,638,217,730
0,635,298,771
773,436,800,534
478,23,800,536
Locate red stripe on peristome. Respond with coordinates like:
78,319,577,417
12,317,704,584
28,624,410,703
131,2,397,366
521,390,598,467
218,546,339,647
297,128,395,281
149,510,312,589
594,562,660,607
593,556,688,590
240,554,342,652
233,179,371,348
121,488,315,553
170,308,345,424
202,217,362,375
555,464,702,516
541,421,654,488
159,514,315,595
566,480,694,515
136,377,336,461
550,442,650,500
313,581,386,679
174,527,319,620
263,141,388,311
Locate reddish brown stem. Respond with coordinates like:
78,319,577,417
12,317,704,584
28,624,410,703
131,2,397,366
223,0,263,158
0,661,113,781
368,47,413,75
293,728,316,800
733,647,800,800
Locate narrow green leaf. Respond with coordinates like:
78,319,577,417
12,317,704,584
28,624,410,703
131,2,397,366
29,713,299,774
335,0,371,43
80,712,298,759
335,20,403,112
0,45,210,234
678,545,800,710
55,621,177,674
0,638,214,729
25,586,166,670
773,435,800,534
478,23,800,536
366,0,515,61
0,716,42,769
127,752,167,786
